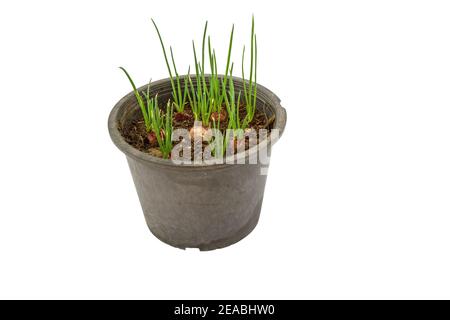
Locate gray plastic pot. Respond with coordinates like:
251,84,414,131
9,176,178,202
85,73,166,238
108,75,286,250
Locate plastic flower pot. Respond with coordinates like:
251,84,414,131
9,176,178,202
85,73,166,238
108,75,286,250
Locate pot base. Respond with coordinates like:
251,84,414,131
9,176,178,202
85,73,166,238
146,201,262,251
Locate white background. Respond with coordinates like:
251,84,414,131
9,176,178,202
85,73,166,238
0,0,449,299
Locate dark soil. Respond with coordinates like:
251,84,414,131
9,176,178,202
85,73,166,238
119,104,274,159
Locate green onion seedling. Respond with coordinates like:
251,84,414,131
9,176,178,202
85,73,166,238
241,15,258,128
119,67,151,132
152,18,187,112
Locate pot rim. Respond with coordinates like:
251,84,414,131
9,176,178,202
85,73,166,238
108,75,287,169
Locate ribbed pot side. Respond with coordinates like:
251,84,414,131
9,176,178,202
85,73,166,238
109,76,286,250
